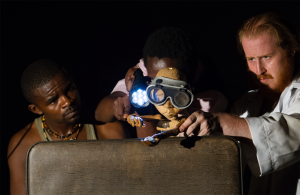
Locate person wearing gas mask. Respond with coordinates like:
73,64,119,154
127,67,200,146
95,27,228,138
127,67,193,131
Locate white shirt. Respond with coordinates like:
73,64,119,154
231,70,300,194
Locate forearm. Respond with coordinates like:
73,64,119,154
214,112,252,140
95,92,126,123
96,121,128,139
213,113,261,175
244,112,300,175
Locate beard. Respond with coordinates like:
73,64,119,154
259,54,294,99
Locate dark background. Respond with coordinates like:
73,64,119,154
1,1,299,194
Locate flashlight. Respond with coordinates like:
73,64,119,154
129,69,150,108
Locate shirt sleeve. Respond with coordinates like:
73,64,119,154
111,78,128,94
111,59,147,94
245,98,300,177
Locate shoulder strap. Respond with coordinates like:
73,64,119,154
35,116,53,141
85,124,97,140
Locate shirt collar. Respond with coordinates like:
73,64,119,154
291,68,300,89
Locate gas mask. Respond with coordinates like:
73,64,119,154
146,77,193,109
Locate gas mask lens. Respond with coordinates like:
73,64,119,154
146,77,194,109
150,88,165,102
174,91,190,107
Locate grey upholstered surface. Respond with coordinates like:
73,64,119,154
26,136,242,195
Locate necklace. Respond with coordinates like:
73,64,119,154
42,115,81,140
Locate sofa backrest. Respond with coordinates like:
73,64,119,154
26,136,242,195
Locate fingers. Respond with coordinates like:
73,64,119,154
198,128,210,136
133,118,139,126
125,67,138,92
179,112,198,132
154,138,160,142
152,133,162,139
127,116,134,127
117,98,126,121
141,137,159,147
123,96,131,119
113,97,122,120
141,140,158,147
185,120,201,137
133,117,144,127
126,76,135,92
113,95,131,121
179,111,216,137
141,140,152,146
198,121,211,136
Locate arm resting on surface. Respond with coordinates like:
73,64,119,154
245,112,300,176
179,111,252,138
222,89,300,176
95,91,127,123
179,111,259,175
215,112,252,139
215,111,300,177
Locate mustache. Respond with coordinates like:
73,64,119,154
257,74,273,80
63,105,79,117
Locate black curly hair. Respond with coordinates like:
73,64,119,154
143,27,197,83
21,59,63,103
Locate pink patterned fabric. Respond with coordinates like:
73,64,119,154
111,59,147,94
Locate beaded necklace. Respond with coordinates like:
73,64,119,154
42,115,81,140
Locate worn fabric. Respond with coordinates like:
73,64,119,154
231,70,300,194
35,116,97,141
111,58,228,113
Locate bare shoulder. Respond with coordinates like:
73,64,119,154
8,120,42,195
94,121,128,140
8,120,42,159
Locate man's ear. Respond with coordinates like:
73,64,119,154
28,104,43,115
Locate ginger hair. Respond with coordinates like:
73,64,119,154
237,12,299,56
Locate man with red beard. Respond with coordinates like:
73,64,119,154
179,12,300,194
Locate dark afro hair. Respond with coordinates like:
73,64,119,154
143,27,197,82
21,59,63,103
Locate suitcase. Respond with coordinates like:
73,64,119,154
26,136,242,195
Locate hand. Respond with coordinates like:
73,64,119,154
127,114,145,127
125,66,138,92
141,133,162,146
141,119,185,146
113,94,131,121
179,111,219,137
